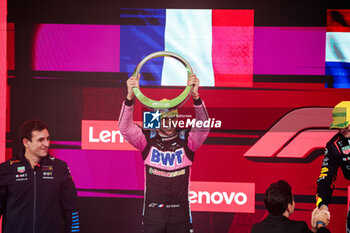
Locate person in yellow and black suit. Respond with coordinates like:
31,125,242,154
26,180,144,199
316,101,350,233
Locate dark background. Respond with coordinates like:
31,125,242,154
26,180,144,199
6,0,350,232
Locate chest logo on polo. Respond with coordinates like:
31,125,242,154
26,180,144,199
42,165,54,179
150,148,184,167
341,145,350,155
42,165,53,171
17,166,25,173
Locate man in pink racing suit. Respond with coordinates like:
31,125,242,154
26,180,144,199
118,74,209,233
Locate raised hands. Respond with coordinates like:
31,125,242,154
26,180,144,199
126,74,140,100
187,74,200,100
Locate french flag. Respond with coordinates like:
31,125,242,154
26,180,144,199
325,10,350,88
120,9,254,87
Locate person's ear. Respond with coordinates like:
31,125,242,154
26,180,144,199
288,201,295,214
23,138,30,148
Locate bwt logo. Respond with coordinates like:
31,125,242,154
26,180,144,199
150,148,184,167
81,120,140,151
143,110,161,129
189,182,255,213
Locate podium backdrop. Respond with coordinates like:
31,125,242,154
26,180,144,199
4,0,350,232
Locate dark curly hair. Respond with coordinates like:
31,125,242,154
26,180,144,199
264,180,293,216
19,120,49,143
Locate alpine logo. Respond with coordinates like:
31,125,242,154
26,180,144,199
150,148,184,167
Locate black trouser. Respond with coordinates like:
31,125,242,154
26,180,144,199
142,220,193,233
143,202,193,233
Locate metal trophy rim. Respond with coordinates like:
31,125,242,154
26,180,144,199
131,51,193,110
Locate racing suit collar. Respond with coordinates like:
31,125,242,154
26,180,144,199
337,132,350,146
158,130,178,141
16,151,51,168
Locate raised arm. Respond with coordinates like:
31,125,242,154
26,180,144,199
187,74,210,152
0,163,6,218
118,75,147,151
316,140,340,213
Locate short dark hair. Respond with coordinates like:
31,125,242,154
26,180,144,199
19,120,49,143
264,180,293,216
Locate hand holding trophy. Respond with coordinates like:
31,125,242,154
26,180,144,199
131,51,195,110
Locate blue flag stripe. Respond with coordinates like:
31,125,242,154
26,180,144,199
120,9,166,86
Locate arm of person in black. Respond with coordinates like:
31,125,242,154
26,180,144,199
316,227,331,233
316,141,340,211
301,221,313,233
0,187,3,217
300,219,331,233
60,163,80,233
0,162,6,218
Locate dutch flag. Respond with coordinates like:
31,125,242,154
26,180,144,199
325,10,350,88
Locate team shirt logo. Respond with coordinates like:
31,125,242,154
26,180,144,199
341,145,350,155
10,160,21,165
17,166,25,173
150,148,184,167
42,165,54,179
16,166,28,181
149,167,185,178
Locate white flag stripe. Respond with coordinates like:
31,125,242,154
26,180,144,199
162,9,215,86
326,32,350,63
